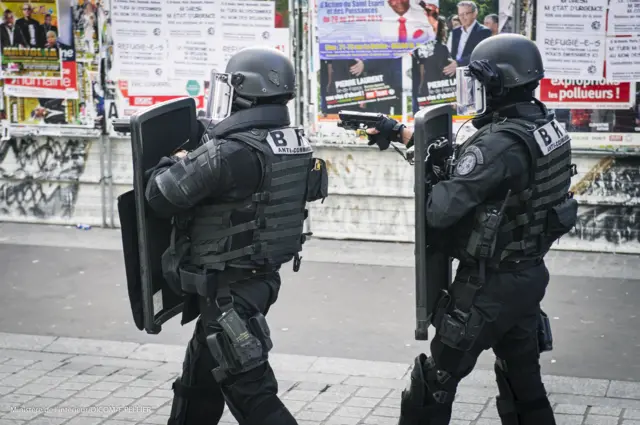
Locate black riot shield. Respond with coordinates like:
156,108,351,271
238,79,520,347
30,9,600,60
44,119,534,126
115,97,199,334
413,104,454,341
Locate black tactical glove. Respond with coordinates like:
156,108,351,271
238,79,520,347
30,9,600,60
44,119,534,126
468,59,505,97
425,138,452,182
367,115,406,151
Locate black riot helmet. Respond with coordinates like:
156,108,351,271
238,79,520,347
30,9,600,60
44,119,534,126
470,34,544,88
206,47,296,121
456,34,545,116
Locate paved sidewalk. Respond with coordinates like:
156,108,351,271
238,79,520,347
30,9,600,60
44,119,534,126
1,333,640,425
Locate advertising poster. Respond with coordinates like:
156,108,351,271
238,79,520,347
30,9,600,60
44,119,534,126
6,96,77,124
0,0,64,78
319,58,403,119
4,0,76,99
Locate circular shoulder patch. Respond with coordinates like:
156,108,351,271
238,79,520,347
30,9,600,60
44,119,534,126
455,152,477,176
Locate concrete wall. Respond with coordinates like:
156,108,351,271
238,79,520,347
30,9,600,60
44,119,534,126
1,135,639,254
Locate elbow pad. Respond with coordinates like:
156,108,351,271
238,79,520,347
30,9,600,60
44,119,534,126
153,141,222,209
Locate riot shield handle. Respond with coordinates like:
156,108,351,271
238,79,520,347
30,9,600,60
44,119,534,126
113,118,132,134
415,320,429,340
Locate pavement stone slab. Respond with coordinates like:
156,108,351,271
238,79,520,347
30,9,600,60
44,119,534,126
128,344,184,363
43,338,139,359
0,333,639,425
309,358,409,380
608,381,640,399
0,334,56,352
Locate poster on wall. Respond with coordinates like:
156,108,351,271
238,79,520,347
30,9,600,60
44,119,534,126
537,79,635,110
0,0,64,78
114,80,205,118
110,0,279,82
4,0,76,98
605,36,640,82
5,96,78,125
73,0,100,69
317,0,436,60
319,58,403,119
408,0,498,117
535,0,607,79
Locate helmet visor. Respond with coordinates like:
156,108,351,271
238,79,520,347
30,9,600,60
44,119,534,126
206,72,234,121
455,67,486,116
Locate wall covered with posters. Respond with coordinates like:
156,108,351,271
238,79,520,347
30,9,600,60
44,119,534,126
0,0,638,255
310,0,640,254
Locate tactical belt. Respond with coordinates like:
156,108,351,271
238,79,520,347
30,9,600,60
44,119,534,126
179,266,274,297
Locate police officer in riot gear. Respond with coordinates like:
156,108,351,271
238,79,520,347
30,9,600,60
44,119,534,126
144,46,327,425
364,34,578,425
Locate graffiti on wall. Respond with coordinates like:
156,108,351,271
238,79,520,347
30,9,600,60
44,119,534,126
570,157,640,245
0,137,90,219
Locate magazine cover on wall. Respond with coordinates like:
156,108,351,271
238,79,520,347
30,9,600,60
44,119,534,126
72,0,100,70
2,0,93,126
0,0,64,78
409,0,498,117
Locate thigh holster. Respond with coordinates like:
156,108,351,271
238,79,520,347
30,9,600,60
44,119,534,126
206,311,273,383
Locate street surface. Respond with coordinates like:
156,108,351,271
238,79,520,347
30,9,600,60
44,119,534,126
0,223,639,383
1,223,640,425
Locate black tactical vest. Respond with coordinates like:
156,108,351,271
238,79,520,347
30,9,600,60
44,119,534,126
462,117,578,266
186,127,313,271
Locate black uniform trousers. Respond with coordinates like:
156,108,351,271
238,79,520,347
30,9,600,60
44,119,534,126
167,272,298,425
401,261,556,425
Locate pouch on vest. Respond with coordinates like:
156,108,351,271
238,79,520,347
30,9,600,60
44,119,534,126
306,158,329,203
545,196,578,243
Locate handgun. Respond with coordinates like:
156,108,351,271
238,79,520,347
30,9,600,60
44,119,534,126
337,110,385,136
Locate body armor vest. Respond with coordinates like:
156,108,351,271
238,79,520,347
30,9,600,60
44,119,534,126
187,126,313,271
462,117,578,266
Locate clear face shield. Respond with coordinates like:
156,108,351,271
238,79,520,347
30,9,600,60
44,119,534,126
205,71,234,122
455,67,487,116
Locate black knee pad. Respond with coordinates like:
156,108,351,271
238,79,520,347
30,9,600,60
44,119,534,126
206,311,273,383
398,354,456,425
494,357,554,425
168,326,225,425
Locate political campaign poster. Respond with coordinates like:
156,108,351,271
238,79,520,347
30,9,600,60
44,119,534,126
319,57,403,120
317,0,438,60
409,5,455,115
407,0,498,116
0,0,64,78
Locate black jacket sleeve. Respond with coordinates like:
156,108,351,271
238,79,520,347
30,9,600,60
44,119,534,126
426,134,530,229
144,139,263,218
